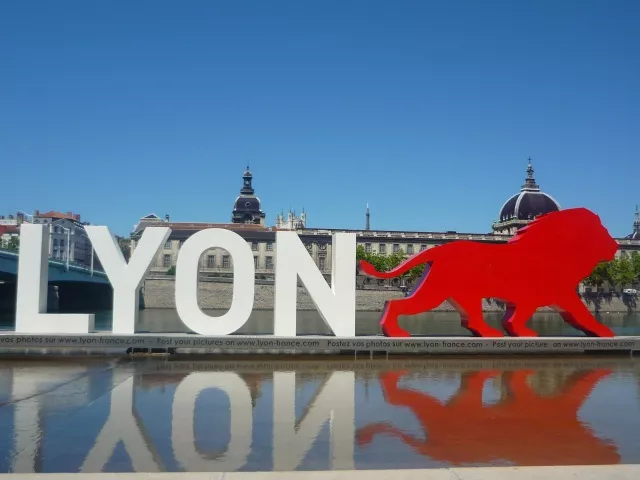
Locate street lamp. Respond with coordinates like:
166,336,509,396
58,226,71,270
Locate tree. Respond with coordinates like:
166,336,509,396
583,262,611,288
7,236,19,251
116,236,131,261
630,252,640,284
167,266,176,276
609,257,635,291
355,245,425,284
407,263,426,283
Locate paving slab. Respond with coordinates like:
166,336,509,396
221,470,456,479
452,464,640,480
3,465,640,480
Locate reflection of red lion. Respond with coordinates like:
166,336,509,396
359,208,619,337
356,369,619,466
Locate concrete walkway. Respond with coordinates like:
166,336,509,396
6,465,640,479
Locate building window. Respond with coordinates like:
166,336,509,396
254,256,259,269
393,244,400,253
222,255,230,268
319,257,326,271
163,254,171,267
407,244,414,255
266,241,273,251
60,239,65,247
165,240,172,249
420,244,427,251
207,255,216,268
365,243,371,253
265,256,273,269
53,238,59,246
379,244,386,254
251,241,258,251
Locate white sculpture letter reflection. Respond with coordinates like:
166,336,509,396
273,371,355,470
172,372,253,471
81,374,161,472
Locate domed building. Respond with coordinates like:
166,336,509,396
492,159,561,235
232,167,266,225
627,205,640,240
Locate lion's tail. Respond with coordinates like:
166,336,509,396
359,247,438,279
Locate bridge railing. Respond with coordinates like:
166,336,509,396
0,247,108,277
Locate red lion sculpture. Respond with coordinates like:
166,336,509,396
359,208,619,337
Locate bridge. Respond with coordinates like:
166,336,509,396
0,248,113,312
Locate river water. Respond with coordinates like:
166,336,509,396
0,355,639,473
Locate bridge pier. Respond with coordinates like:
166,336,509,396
0,283,60,313
54,282,113,312
0,282,16,312
48,285,59,311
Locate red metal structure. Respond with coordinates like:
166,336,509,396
360,208,618,337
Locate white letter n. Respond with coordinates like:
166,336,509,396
274,232,355,336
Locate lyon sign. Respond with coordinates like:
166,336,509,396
13,208,619,338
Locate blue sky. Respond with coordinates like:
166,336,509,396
1,0,638,237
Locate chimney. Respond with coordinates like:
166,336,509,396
74,214,80,221
34,210,40,216
66,211,73,218
165,214,170,222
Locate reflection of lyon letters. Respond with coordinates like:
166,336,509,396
172,372,253,471
8,364,92,473
273,371,355,471
81,372,163,472
78,369,355,472
357,369,620,465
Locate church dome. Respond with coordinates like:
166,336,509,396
498,160,560,222
231,166,266,225
234,196,262,212
626,205,640,240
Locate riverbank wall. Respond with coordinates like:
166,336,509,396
142,277,639,313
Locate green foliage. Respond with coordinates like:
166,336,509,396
584,254,640,289
7,236,19,251
583,262,611,287
609,257,635,289
356,244,425,282
118,238,131,261
631,252,640,283
166,266,176,276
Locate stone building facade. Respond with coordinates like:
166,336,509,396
130,165,640,283
1,210,100,267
